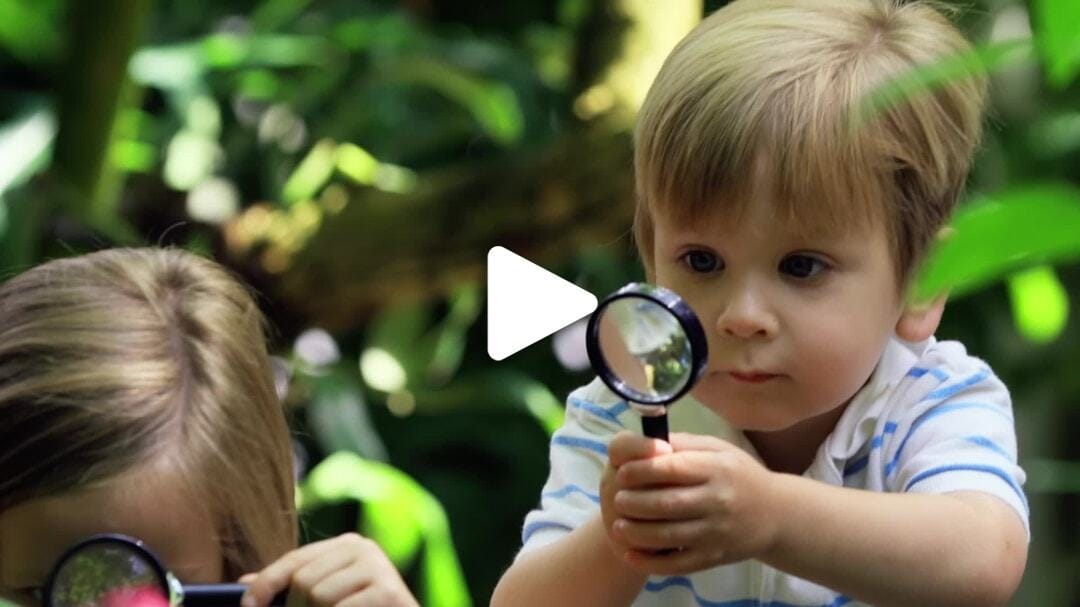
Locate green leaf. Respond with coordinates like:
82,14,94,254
299,452,472,607
1007,265,1069,344
1032,0,1080,88
914,184,1080,301
0,0,60,64
858,39,1033,121
411,369,565,434
390,57,525,145
282,139,338,204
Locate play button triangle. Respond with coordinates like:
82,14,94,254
487,246,598,361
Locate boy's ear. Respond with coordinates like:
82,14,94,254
896,293,947,342
896,226,952,342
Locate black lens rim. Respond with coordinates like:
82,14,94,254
586,282,708,406
43,533,170,607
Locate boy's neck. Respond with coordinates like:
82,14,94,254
744,403,849,475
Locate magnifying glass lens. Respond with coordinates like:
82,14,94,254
596,297,694,402
47,539,169,607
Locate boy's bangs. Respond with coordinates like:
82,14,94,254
637,96,886,241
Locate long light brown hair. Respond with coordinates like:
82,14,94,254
634,0,988,288
0,248,297,578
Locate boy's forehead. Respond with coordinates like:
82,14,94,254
652,195,875,242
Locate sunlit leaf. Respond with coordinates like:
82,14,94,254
282,139,337,204
1007,265,1069,344
425,284,482,383
299,452,472,607
201,33,330,69
914,184,1080,301
0,103,55,197
129,43,204,90
1032,0,1080,88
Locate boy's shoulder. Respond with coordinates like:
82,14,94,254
866,335,1011,434
892,336,1006,403
831,336,1010,456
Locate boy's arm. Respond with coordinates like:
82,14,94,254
763,475,1027,607
491,515,647,607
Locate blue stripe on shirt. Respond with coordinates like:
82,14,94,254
568,396,630,426
962,435,1013,461
644,576,850,607
907,366,950,382
543,483,600,504
884,402,1013,477
921,369,989,401
843,422,898,476
904,463,1029,512
552,435,608,456
521,520,572,544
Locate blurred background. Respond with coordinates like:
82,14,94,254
0,0,1077,604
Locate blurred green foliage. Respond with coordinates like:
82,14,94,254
0,0,1078,604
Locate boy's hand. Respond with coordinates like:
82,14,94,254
240,533,419,607
608,432,780,576
599,431,672,555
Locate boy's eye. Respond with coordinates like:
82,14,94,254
682,250,721,273
779,254,827,278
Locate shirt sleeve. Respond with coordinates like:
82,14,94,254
517,378,633,556
883,350,1029,537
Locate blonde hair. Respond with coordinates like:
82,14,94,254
634,0,987,285
0,248,297,579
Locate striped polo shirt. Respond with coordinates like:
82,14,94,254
517,336,1028,607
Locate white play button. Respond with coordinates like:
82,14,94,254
487,246,598,361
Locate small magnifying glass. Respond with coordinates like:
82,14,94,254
586,283,708,442
43,534,286,607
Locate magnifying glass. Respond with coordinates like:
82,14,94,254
586,283,708,442
43,534,286,607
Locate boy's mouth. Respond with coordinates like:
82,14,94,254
728,370,779,383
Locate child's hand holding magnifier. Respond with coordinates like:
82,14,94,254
604,431,780,576
239,533,418,607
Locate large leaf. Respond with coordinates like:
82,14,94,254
1032,0,1080,88
859,39,1033,121
298,452,472,607
914,185,1080,301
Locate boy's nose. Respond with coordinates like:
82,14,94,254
715,290,778,339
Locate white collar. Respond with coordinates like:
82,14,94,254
668,336,930,470
822,335,931,463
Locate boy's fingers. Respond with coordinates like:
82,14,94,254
616,452,710,487
613,486,708,520
608,431,672,467
614,517,706,550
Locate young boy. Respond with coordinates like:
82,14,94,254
492,1,1029,606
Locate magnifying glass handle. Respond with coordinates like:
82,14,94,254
641,415,668,441
183,584,288,606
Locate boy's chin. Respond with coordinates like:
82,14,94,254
696,399,796,433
